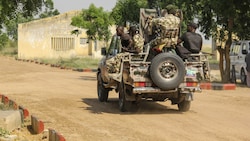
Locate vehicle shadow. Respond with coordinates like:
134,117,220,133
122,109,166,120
81,98,183,115
79,76,96,81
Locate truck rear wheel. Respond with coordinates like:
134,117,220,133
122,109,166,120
178,100,191,112
150,53,185,90
97,72,109,102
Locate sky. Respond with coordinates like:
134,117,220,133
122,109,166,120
52,0,117,13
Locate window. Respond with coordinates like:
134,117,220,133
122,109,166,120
231,43,241,55
80,38,88,45
51,37,75,51
242,43,247,51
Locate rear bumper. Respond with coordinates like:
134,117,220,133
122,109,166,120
179,83,202,92
132,85,201,94
133,87,177,94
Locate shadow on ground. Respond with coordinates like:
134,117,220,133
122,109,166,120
80,98,184,115
79,76,96,81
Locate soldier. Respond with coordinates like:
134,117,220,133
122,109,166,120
149,6,180,48
128,25,145,53
146,6,180,60
106,26,143,73
175,22,203,59
116,26,133,52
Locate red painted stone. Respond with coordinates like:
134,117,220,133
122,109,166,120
223,84,236,90
31,115,44,134
19,106,29,119
49,129,66,141
9,99,18,110
200,83,211,90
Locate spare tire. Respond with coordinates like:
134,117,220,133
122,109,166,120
150,53,185,90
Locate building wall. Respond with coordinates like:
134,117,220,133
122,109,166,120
18,10,106,59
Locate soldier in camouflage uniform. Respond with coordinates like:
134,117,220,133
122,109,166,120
128,26,145,53
145,6,180,61
148,7,180,48
106,26,144,73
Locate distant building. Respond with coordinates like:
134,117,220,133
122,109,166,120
18,10,109,59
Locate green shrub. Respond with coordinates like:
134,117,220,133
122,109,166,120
0,127,9,137
40,57,100,69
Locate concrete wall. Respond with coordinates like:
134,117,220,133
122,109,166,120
18,10,106,59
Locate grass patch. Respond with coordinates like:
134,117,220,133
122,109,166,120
39,57,101,69
0,127,10,137
202,45,212,54
209,59,219,64
0,45,101,69
0,47,18,57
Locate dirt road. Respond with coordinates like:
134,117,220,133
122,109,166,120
1,56,250,141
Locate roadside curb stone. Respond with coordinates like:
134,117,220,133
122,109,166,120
0,110,22,132
1,94,66,139
1,95,9,105
9,100,18,110
19,106,29,119
200,83,236,90
0,94,29,131
31,115,44,134
49,129,66,141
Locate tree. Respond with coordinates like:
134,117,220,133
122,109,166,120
0,0,44,27
71,4,113,42
0,32,8,49
3,14,33,41
111,0,147,25
176,0,250,82
1,0,59,41
39,0,60,18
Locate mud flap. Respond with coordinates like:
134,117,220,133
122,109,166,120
185,93,193,101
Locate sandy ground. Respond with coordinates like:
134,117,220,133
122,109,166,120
0,56,250,141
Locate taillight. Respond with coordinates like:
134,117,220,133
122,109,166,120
134,82,152,87
186,82,198,87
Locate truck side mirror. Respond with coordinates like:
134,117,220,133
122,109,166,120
101,47,107,56
242,50,248,54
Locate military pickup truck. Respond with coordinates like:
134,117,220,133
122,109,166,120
96,8,210,112
97,39,210,112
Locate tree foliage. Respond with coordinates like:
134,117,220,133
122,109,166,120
0,0,59,41
111,0,147,26
39,0,60,18
0,0,43,26
0,32,8,49
71,4,113,42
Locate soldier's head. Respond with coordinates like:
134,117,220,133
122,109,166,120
187,22,198,32
166,4,178,15
116,26,124,36
129,25,138,36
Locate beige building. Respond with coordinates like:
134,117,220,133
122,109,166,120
18,10,106,59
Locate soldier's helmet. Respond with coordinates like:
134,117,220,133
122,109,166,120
166,4,178,15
